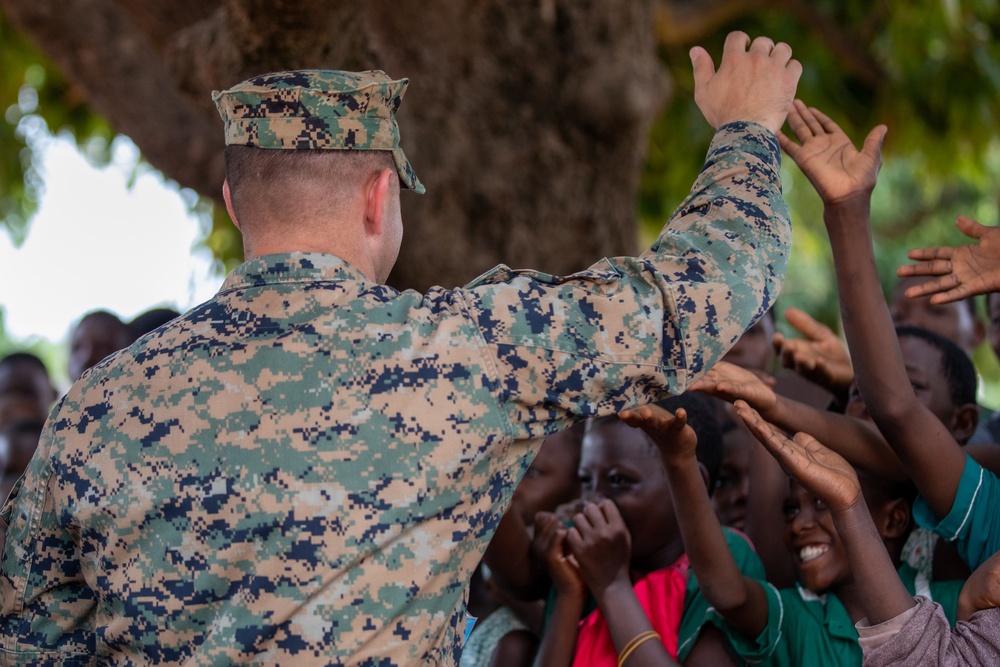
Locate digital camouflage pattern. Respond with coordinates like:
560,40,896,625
213,70,425,193
0,122,789,666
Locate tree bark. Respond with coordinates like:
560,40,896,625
2,0,669,289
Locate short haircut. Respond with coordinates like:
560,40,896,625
895,325,977,408
0,352,48,374
224,146,395,225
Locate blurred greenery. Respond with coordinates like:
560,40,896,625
5,2,1000,403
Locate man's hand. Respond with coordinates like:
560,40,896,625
619,404,697,467
692,31,802,133
897,215,1000,304
773,307,854,394
690,360,779,417
734,401,862,515
778,100,886,205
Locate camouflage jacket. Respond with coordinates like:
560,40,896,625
0,122,789,666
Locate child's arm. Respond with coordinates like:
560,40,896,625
565,499,681,666
897,215,1000,304
781,101,966,520
619,405,769,640
692,360,907,480
735,401,916,624
529,512,586,667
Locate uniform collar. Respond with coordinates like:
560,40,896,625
219,252,370,293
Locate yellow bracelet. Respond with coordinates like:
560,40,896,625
617,630,661,667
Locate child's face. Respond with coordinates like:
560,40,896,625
513,427,581,525
0,363,54,429
69,316,131,381
782,480,852,594
846,336,957,428
890,276,981,354
579,419,678,570
712,422,754,531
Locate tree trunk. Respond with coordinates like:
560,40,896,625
2,0,670,290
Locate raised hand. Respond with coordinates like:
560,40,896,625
691,31,802,133
619,404,698,466
897,215,1000,304
690,360,778,416
958,550,1000,622
773,307,854,393
733,400,862,515
778,100,886,205
533,511,586,600
565,500,632,597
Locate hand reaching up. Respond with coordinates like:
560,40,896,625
773,307,854,394
692,31,802,133
897,215,1000,304
690,360,779,417
778,100,886,205
619,404,698,467
734,400,862,515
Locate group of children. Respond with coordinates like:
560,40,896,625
460,102,1000,666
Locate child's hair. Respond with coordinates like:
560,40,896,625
895,325,977,408
591,392,723,491
0,352,48,374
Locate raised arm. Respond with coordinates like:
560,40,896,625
692,360,907,480
781,101,965,518
619,404,769,640
897,215,1000,304
734,401,915,624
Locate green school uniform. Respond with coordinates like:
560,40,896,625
717,564,963,666
914,454,1000,571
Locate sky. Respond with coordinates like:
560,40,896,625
0,133,223,351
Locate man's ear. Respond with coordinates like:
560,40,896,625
223,180,240,231
878,497,912,541
951,403,980,445
364,168,394,237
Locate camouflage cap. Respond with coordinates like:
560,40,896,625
212,69,425,193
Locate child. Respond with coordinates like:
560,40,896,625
0,352,56,430
532,392,761,667
68,309,132,382
621,398,962,665
783,100,1000,573
733,403,1000,667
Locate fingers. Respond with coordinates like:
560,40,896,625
777,131,800,160
689,45,716,90
896,259,944,278
785,99,812,140
748,35,776,55
956,215,989,240
861,124,888,165
784,306,833,341
723,30,752,56
902,273,959,297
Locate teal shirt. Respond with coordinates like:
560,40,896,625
718,565,963,666
913,453,1000,571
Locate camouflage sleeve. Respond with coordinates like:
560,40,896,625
461,121,789,440
0,416,95,663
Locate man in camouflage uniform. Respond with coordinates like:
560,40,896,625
0,32,800,666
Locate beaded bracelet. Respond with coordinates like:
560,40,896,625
617,630,661,667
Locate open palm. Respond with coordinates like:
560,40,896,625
778,100,886,205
